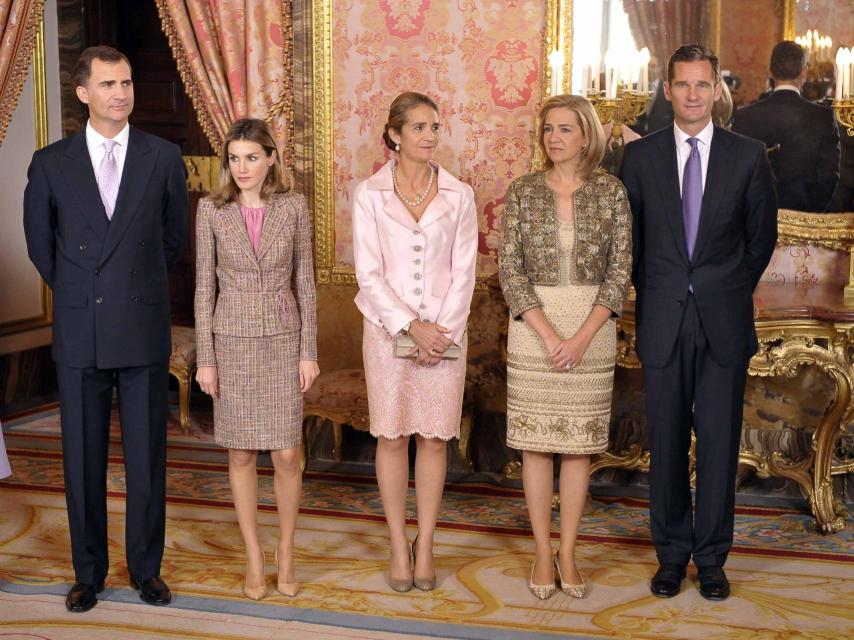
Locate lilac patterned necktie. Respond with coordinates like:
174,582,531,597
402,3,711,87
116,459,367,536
682,137,702,260
98,139,119,220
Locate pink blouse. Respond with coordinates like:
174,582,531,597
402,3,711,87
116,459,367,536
240,205,265,254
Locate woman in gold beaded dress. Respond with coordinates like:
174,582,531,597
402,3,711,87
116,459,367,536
498,94,631,600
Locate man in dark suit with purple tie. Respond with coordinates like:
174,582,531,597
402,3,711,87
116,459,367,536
23,46,187,612
620,44,777,601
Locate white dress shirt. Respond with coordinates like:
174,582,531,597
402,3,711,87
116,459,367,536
674,118,714,196
85,120,129,189
774,84,800,94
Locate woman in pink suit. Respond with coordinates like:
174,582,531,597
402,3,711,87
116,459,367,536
0,421,10,479
352,92,478,592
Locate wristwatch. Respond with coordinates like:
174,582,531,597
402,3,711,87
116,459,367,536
401,321,412,335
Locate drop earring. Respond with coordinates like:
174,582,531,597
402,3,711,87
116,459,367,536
395,142,400,152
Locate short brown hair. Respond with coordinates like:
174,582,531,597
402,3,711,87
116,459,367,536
667,43,720,84
537,94,606,179
770,41,806,81
209,118,291,206
382,92,439,151
75,46,132,87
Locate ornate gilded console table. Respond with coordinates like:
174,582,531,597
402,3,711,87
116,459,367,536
600,282,854,534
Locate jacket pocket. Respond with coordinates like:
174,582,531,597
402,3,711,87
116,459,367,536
141,286,168,304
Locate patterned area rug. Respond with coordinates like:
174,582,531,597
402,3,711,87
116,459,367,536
0,405,852,639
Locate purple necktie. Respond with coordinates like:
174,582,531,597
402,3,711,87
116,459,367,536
682,137,702,260
98,139,119,220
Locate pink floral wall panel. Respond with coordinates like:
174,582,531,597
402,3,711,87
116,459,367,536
331,0,545,271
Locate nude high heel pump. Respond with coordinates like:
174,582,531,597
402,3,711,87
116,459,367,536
243,549,267,601
274,545,300,597
554,553,586,598
412,535,436,592
388,542,414,593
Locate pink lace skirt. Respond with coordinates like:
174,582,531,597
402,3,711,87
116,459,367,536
362,319,466,441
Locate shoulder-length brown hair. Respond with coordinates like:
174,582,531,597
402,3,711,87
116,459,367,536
537,94,606,179
208,118,291,206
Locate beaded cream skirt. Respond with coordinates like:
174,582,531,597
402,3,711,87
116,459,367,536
506,221,614,454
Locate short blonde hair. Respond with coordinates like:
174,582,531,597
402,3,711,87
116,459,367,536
209,118,291,206
712,81,733,129
537,94,606,178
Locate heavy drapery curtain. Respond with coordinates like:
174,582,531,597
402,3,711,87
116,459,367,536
155,0,294,164
621,0,710,80
0,0,45,145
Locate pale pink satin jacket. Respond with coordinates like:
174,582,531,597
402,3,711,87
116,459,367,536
352,160,478,346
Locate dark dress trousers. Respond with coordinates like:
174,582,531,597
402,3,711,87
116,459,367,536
23,127,188,585
620,125,777,568
732,89,839,212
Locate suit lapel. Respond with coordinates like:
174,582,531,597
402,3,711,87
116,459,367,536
59,131,109,240
99,128,156,265
692,129,731,262
224,202,259,263
256,195,290,261
383,191,421,231
654,130,689,265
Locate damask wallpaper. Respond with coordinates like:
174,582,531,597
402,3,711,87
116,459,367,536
331,0,545,274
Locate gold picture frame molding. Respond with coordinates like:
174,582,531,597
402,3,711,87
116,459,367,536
0,16,53,336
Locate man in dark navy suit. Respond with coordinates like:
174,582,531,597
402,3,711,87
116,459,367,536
732,40,839,212
621,44,777,601
23,46,187,612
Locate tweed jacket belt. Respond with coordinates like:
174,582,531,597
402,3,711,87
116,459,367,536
498,170,632,319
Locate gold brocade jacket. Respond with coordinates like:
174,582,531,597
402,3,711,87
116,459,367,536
498,170,632,319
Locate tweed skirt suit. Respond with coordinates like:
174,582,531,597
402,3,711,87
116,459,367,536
195,192,317,450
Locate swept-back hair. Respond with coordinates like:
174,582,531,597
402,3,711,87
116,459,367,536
537,94,606,178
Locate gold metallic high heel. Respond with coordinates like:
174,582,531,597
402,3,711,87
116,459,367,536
242,549,267,601
412,534,436,592
528,557,556,600
554,553,586,598
274,545,299,597
388,542,414,593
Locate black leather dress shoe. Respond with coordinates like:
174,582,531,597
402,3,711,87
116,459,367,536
65,581,104,613
698,566,730,600
650,563,686,598
130,575,172,606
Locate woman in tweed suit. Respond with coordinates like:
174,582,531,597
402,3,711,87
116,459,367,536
195,119,318,600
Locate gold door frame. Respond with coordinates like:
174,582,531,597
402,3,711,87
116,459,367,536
1,16,53,336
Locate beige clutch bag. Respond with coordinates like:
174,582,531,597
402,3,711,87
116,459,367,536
394,334,461,360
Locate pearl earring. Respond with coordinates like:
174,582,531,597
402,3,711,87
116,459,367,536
395,142,400,152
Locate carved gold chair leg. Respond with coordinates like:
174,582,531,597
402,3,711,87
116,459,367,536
169,366,192,434
458,410,473,471
332,422,344,462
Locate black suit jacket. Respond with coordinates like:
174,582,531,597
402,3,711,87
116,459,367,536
731,90,839,212
620,125,778,368
23,127,188,369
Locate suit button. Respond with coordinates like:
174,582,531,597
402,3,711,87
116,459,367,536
131,295,139,302
130,269,137,276
413,245,422,252
79,244,86,251
95,297,103,304
413,273,422,280
414,258,422,265
139,240,145,247
413,229,421,235
94,269,101,276
414,287,422,295
419,304,426,310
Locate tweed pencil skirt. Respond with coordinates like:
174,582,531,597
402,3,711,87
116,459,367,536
362,318,467,441
213,331,302,450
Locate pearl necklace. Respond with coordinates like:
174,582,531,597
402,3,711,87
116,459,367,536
392,162,435,208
